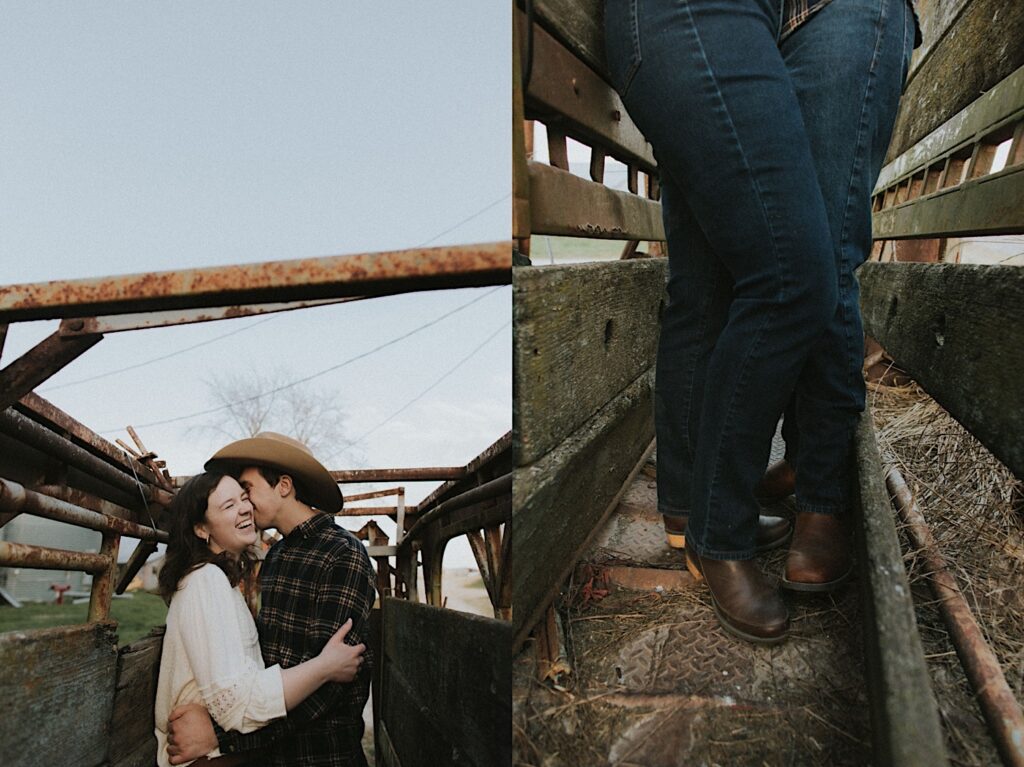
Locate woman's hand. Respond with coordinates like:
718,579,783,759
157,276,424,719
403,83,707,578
317,618,366,683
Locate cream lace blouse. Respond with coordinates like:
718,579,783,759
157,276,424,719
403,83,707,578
154,563,286,767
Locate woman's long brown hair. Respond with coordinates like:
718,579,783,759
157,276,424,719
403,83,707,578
157,471,256,603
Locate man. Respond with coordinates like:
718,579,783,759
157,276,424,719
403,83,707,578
167,432,376,766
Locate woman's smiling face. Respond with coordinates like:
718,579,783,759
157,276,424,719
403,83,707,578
195,475,258,556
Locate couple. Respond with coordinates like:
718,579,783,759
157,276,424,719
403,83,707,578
605,0,918,643
154,432,376,766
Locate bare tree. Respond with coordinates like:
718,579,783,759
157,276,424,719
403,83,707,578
195,367,359,466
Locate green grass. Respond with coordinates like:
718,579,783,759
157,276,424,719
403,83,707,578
0,591,168,646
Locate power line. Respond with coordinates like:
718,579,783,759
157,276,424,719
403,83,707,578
414,193,510,248
98,286,506,434
39,194,510,393
345,319,510,447
39,315,278,392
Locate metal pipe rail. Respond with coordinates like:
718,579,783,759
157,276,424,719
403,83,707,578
0,243,511,323
886,462,1024,767
399,473,511,547
0,477,166,543
0,409,172,505
0,540,109,574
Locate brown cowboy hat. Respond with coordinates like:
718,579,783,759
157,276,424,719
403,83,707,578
205,432,343,514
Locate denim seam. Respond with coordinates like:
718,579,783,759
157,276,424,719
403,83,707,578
619,0,644,97
659,504,689,518
681,264,718,462
679,4,786,557
836,0,889,411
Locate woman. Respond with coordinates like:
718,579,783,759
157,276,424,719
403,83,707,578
605,0,915,642
154,471,365,766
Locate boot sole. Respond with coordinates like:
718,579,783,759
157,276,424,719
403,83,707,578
685,555,789,645
780,568,852,593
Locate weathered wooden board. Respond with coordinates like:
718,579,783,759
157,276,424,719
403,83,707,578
514,11,531,242
0,622,118,767
907,0,972,82
852,412,949,767
108,628,164,767
108,740,158,767
859,261,1024,479
379,599,511,767
514,259,666,465
873,164,1024,238
523,9,656,172
531,0,606,82
887,0,1024,161
875,64,1024,191
513,369,655,650
528,162,665,240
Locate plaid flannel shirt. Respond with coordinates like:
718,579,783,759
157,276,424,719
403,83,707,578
215,513,376,767
781,0,922,45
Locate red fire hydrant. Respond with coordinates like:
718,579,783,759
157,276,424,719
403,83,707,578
50,583,71,605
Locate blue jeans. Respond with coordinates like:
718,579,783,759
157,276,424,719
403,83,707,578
605,0,914,558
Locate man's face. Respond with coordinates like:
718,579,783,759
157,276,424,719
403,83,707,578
238,466,281,530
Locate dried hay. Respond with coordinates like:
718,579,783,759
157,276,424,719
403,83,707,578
870,379,1023,766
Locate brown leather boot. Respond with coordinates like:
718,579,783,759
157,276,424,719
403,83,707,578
781,511,853,592
663,513,792,553
685,548,789,644
755,459,796,505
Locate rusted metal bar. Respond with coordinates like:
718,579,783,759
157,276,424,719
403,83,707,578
116,541,158,595
87,532,119,622
484,526,502,598
330,467,467,483
886,463,1024,767
396,543,420,603
115,438,143,459
364,520,394,598
334,505,418,518
466,530,496,605
0,540,108,573
0,328,102,410
434,496,511,550
0,323,7,361
33,484,144,521
409,431,512,511
0,477,166,542
534,604,571,683
58,298,359,336
400,473,511,546
19,392,164,487
498,520,512,621
0,409,171,505
345,487,404,502
420,526,445,608
0,243,511,323
395,489,407,544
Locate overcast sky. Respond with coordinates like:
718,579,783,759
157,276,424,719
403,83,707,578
0,3,510,569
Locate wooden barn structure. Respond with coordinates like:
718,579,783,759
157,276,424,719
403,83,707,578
513,0,1024,764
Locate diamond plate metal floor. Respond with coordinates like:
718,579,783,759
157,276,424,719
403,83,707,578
515,429,872,767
